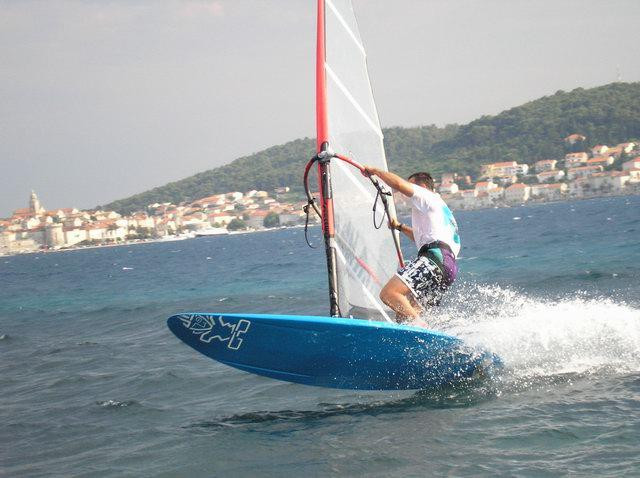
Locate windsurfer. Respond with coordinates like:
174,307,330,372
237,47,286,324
362,167,460,324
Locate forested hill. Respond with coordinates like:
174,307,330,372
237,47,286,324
103,82,640,214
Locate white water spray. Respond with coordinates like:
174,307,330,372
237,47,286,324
431,283,640,379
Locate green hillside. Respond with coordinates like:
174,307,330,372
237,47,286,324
102,82,640,214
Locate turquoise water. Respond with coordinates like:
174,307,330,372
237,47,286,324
1,196,639,476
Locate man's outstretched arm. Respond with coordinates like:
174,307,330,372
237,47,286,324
390,217,414,242
362,166,414,197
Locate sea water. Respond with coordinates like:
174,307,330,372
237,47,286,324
1,196,639,476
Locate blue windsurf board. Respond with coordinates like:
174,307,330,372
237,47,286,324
167,313,501,390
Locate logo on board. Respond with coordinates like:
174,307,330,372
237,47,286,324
178,314,251,350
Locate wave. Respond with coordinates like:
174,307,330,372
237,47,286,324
96,399,139,409
432,283,640,380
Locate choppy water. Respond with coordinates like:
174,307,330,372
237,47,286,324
1,196,640,476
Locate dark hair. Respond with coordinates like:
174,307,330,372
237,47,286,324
408,172,435,190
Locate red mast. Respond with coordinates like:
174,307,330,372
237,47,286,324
316,0,329,150
316,0,340,317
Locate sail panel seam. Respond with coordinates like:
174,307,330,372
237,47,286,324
325,0,366,55
325,64,383,139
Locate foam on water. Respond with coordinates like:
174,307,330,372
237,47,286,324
433,283,640,380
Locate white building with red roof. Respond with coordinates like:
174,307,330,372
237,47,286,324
567,165,603,181
569,178,587,197
245,209,271,229
565,152,588,167
505,183,530,203
622,157,640,171
481,161,518,178
473,192,493,208
192,194,226,208
226,192,244,202
587,156,614,167
488,187,505,201
63,227,88,246
534,159,557,173
83,223,107,241
617,142,636,154
591,145,609,156
130,214,156,229
536,170,565,183
587,171,631,191
439,182,459,194
208,212,237,225
474,181,498,193
12,208,32,220
530,183,568,200
626,169,640,182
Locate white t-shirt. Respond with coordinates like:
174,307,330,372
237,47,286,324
410,184,461,258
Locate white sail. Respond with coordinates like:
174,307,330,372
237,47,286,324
323,0,399,320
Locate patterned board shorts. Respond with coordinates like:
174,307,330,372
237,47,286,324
396,250,457,307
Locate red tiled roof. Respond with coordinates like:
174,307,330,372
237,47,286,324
13,208,31,216
572,165,601,171
486,161,517,168
247,210,270,217
533,183,564,189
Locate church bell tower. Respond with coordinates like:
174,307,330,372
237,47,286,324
29,190,44,215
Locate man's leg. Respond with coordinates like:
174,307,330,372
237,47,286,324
380,276,421,321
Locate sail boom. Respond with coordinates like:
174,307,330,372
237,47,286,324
334,160,375,201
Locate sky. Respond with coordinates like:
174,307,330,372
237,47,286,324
1,0,639,217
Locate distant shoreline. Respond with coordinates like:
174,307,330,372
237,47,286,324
0,224,308,258
444,189,640,213
2,193,638,259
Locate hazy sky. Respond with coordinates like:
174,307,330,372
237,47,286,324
2,0,639,217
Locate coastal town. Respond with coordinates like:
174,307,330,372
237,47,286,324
0,187,314,255
1,135,638,256
439,136,639,210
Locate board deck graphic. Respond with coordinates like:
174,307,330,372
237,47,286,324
167,313,501,390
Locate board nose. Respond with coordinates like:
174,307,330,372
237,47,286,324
167,314,188,336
